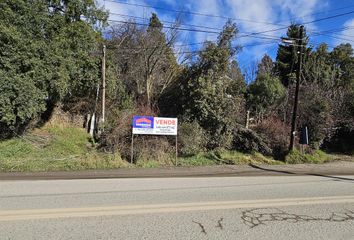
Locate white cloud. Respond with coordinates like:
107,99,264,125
159,0,178,7
222,0,322,62
188,0,225,43
96,0,326,62
334,18,354,46
96,0,156,24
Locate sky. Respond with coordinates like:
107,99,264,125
96,0,354,72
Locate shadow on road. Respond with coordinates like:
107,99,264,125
248,164,354,182
248,164,296,175
307,174,354,182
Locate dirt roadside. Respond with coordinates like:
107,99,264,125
0,161,353,180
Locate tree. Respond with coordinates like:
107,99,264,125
0,0,107,137
247,74,285,122
275,24,309,87
297,83,331,148
167,20,245,148
257,54,274,76
227,60,246,95
107,13,179,110
302,44,336,88
330,43,354,87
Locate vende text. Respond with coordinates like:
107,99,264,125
156,119,176,125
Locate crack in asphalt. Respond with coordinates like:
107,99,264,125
216,217,224,230
241,208,354,228
192,220,207,234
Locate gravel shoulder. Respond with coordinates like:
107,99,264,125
0,161,353,180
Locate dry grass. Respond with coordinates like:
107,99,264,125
0,125,128,172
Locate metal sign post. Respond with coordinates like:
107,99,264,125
131,116,178,165
130,132,134,164
175,135,178,166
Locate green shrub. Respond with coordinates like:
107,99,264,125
322,122,354,154
220,150,282,165
286,149,331,164
253,117,290,160
177,153,218,166
178,121,206,156
136,160,161,168
232,127,272,156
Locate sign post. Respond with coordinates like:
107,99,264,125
131,116,178,165
130,132,134,164
175,135,178,166
299,126,309,154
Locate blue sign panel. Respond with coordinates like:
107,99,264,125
132,116,154,135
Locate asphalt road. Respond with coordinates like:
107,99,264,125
0,175,354,239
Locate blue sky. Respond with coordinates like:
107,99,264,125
97,0,354,73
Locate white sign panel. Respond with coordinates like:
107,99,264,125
154,117,178,135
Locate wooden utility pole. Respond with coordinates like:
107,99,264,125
101,44,106,124
289,25,304,151
246,110,250,129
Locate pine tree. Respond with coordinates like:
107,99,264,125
257,54,274,76
275,24,309,87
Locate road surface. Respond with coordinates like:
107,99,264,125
0,175,353,239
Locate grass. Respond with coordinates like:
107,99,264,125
176,151,283,166
1,124,351,172
136,160,162,168
0,125,128,172
285,149,333,164
219,151,283,165
177,153,219,166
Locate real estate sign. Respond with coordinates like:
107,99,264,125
132,116,177,135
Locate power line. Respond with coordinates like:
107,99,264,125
278,4,354,24
310,31,354,43
303,10,354,25
307,25,354,41
107,19,282,41
109,12,222,31
108,14,354,45
105,0,354,32
107,18,352,51
108,19,219,34
106,5,354,55
106,40,279,52
108,12,301,41
105,0,354,47
104,0,284,27
238,10,354,40
320,26,354,35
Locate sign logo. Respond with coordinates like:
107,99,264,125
135,117,153,127
133,116,154,129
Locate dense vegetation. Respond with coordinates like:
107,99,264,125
1,1,353,168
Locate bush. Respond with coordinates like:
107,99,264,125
133,136,175,164
285,149,331,164
100,104,160,160
178,121,206,156
322,122,354,154
232,127,272,156
253,117,290,160
220,150,281,165
101,104,179,164
177,153,218,166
